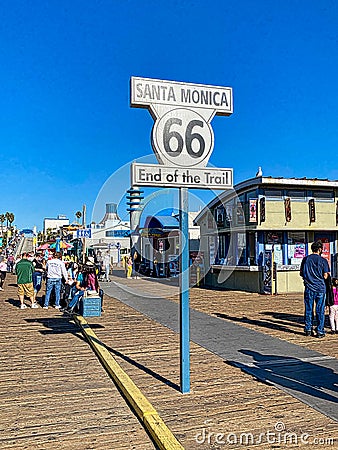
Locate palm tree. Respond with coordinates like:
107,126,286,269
75,211,82,224
37,231,44,244
5,212,10,227
7,213,14,227
46,228,54,241
0,214,5,236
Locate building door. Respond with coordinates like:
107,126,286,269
248,232,256,265
314,232,335,273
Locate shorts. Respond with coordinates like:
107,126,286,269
18,283,34,298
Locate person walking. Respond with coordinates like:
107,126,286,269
300,240,330,338
63,261,77,305
329,277,338,334
32,254,46,304
7,254,14,273
126,255,133,279
132,249,141,279
43,252,68,310
0,257,7,291
102,251,112,282
15,253,38,309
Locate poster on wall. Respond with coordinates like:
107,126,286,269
321,242,330,264
294,243,305,259
249,199,257,223
263,250,273,294
209,237,216,265
274,244,283,266
225,204,233,226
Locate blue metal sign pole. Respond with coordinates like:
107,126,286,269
179,187,190,394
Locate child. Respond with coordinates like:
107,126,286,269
330,278,338,334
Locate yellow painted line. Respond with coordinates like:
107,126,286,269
74,314,184,450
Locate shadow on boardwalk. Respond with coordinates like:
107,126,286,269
229,349,338,421
214,312,304,336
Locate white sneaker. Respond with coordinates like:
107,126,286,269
54,305,61,309
20,304,27,309
43,306,48,309
31,303,39,308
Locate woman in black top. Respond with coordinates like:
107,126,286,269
32,254,46,303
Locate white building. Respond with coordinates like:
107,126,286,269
87,203,130,263
43,215,69,234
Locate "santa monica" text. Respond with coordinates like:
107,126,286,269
131,77,233,114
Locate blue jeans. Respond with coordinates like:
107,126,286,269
304,287,326,335
68,290,84,310
44,278,62,307
68,288,104,311
33,272,43,293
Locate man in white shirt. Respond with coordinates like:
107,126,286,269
43,252,68,309
102,252,112,282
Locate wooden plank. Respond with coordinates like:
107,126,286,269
1,272,337,449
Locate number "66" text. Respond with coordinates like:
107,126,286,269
163,118,205,158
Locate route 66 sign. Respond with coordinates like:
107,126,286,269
130,77,233,168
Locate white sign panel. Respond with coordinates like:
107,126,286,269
77,229,91,238
131,163,233,190
151,108,214,167
131,77,233,115
131,77,233,168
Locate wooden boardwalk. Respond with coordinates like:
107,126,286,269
1,272,338,449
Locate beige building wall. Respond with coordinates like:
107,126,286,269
261,200,336,230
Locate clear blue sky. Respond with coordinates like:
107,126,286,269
1,0,338,230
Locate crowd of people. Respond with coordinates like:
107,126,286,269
4,239,338,337
1,250,104,313
0,245,145,313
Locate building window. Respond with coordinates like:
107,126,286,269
215,207,225,227
224,199,234,227
217,234,228,261
237,232,247,265
246,189,258,201
311,190,334,202
285,190,306,200
264,189,283,200
265,232,282,244
235,205,245,225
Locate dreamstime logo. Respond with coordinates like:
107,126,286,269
91,154,244,295
194,420,335,446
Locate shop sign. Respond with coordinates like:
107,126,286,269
77,228,91,238
131,163,232,189
141,229,164,237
